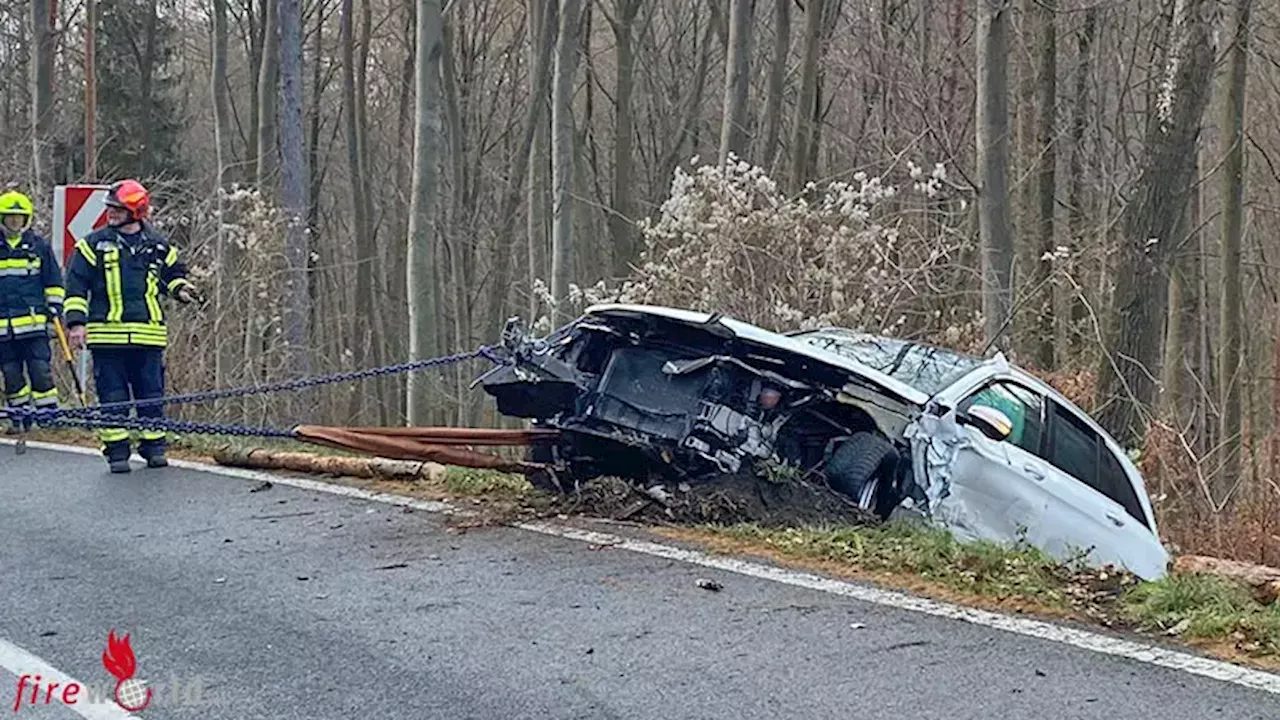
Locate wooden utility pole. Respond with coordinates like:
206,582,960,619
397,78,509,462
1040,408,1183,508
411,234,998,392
31,0,56,195
85,0,96,180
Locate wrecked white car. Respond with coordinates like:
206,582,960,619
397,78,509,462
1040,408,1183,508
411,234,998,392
478,304,1170,580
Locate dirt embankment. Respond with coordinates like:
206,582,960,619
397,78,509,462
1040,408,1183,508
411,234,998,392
547,473,879,528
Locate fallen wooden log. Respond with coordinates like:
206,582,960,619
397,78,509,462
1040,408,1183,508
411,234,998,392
1173,554,1280,605
213,446,448,482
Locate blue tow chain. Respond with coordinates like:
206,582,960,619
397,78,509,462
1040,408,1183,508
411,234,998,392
33,413,298,438
5,344,506,439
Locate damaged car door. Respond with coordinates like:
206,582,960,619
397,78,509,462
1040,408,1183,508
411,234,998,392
912,379,1087,560
915,375,1168,579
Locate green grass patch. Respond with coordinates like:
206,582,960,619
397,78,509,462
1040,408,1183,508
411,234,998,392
704,521,1280,659
442,467,533,498
705,521,1074,607
1118,574,1280,655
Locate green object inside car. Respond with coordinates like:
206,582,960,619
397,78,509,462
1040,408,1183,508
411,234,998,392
969,387,1026,445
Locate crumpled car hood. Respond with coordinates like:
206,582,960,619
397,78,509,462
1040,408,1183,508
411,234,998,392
583,304,933,407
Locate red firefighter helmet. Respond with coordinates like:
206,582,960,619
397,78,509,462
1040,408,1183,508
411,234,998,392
104,179,151,223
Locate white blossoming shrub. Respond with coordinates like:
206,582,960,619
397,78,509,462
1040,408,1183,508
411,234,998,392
538,155,982,351
150,185,312,420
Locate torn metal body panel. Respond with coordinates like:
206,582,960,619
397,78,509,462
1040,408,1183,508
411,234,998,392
478,304,1171,580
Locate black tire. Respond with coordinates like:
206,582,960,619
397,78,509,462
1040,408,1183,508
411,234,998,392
822,431,900,517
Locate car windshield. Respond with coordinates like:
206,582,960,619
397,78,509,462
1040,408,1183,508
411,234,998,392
789,329,984,397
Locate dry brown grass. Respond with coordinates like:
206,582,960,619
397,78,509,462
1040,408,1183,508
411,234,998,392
1141,422,1280,567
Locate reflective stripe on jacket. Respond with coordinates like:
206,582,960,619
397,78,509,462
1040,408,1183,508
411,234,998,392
0,230,64,341
63,225,193,348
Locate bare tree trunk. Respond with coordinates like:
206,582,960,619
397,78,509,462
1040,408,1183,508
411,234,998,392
717,0,752,164
388,0,416,420
306,2,325,340
342,0,369,283
342,0,375,420
358,0,375,244
84,0,96,179
789,0,823,190
278,0,310,377
406,0,444,425
1094,0,1217,448
1195,145,1215,459
608,0,641,276
441,18,477,426
977,0,1013,349
246,0,264,186
213,0,235,399
760,0,789,173
257,0,280,193
1272,307,1280,484
804,0,841,174
1217,0,1251,506
550,0,581,321
30,0,54,194
1033,0,1057,368
1061,6,1095,357
1163,247,1184,418
483,0,559,341
356,1,386,421
528,0,553,320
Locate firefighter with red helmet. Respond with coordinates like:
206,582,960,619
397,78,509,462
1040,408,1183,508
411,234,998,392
0,189,64,433
64,179,201,473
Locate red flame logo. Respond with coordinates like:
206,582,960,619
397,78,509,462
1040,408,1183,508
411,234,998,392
103,630,153,712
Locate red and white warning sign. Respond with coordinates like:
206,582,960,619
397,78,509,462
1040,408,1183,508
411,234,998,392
51,184,112,267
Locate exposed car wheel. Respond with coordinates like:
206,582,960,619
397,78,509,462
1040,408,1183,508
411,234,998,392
822,431,900,518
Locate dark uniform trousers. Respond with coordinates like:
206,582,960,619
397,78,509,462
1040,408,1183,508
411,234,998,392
91,347,166,462
0,335,56,428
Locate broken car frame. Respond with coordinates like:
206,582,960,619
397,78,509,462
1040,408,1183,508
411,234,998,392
476,304,1170,580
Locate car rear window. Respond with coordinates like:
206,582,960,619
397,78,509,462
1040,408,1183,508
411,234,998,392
1049,403,1150,529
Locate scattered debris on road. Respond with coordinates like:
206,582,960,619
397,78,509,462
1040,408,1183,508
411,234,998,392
375,562,410,571
250,480,273,492
696,578,723,592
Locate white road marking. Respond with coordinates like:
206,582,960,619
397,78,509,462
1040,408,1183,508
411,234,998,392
0,638,136,719
7,437,1280,696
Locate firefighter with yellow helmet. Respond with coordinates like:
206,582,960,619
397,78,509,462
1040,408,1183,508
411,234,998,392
0,189,64,434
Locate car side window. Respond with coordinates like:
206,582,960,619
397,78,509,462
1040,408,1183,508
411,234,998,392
1099,442,1150,529
1048,402,1150,529
1048,406,1098,488
961,380,1045,456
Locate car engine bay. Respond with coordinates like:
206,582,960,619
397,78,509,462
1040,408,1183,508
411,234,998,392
477,309,920,516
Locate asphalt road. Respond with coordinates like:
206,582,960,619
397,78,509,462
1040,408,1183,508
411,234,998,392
1,445,1278,720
